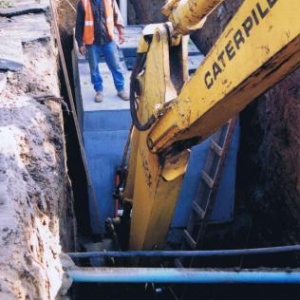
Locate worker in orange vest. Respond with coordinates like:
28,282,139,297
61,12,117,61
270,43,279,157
75,0,129,102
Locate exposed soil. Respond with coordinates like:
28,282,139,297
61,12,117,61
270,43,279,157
0,2,75,299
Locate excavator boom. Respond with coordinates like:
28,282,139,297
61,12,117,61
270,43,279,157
125,0,300,250
149,0,300,153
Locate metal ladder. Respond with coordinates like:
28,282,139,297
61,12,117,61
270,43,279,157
182,117,237,252
169,118,237,300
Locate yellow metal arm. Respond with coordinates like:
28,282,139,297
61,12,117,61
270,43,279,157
127,0,300,251
124,24,190,250
149,0,300,153
162,0,224,35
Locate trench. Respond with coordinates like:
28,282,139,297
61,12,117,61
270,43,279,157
55,1,300,300
58,31,300,300
58,30,93,238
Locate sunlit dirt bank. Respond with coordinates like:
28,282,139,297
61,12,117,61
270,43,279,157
0,0,74,298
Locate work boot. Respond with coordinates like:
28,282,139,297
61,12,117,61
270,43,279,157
117,90,129,101
95,91,104,103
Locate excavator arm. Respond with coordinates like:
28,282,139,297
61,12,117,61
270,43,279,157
124,0,300,250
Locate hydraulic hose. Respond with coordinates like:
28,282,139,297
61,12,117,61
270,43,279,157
130,52,156,131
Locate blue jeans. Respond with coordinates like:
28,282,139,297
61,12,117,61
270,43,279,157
86,41,125,93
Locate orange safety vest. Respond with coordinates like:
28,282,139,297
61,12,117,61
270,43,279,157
81,0,115,45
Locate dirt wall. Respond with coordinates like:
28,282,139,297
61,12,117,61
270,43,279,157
128,0,167,24
0,1,75,299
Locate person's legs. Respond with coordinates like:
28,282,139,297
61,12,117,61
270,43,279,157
102,41,125,93
86,44,103,93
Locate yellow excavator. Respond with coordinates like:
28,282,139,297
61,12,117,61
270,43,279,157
68,0,300,289
119,0,300,251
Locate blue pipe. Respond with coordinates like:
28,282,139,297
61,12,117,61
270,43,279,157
68,245,300,259
68,268,300,284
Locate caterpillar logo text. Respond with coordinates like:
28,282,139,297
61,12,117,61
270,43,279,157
204,0,278,90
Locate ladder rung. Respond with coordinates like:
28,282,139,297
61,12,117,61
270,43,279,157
183,229,197,249
201,171,214,188
210,139,223,156
214,123,230,145
192,201,205,219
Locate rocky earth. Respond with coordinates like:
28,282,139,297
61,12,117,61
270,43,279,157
0,0,75,299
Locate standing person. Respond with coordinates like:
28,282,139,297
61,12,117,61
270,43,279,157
75,0,129,102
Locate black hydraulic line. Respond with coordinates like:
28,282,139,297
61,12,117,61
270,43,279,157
130,52,156,131
121,124,133,169
68,244,300,259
